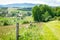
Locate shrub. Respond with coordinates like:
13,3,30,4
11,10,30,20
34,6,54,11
22,21,29,24
0,17,15,26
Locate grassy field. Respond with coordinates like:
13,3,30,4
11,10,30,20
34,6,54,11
0,20,60,40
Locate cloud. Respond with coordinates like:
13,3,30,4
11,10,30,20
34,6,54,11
0,0,60,6
41,0,60,6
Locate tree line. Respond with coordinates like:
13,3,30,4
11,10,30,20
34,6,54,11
32,4,60,22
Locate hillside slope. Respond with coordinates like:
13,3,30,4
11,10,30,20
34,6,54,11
0,20,60,40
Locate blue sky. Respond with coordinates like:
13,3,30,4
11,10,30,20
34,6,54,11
0,0,60,6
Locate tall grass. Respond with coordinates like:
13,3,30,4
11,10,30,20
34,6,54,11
0,21,60,40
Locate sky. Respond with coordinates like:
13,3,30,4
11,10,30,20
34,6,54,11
0,0,60,6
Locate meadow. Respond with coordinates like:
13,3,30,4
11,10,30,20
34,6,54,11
0,5,60,40
0,18,60,40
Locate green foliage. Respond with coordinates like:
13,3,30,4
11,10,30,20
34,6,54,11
42,11,52,22
32,4,60,22
52,7,60,17
26,12,32,16
0,8,8,17
22,21,29,24
32,5,41,22
0,17,15,26
19,25,44,40
1,21,60,40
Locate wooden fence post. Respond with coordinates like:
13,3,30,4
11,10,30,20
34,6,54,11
16,22,19,40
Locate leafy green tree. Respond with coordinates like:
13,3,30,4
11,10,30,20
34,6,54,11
32,4,56,22
42,11,52,22
32,5,42,22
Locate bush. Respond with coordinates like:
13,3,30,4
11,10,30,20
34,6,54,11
0,17,15,26
19,25,44,40
3,20,9,25
58,17,60,20
22,21,29,24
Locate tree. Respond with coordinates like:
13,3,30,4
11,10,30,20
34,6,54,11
0,8,8,17
32,4,54,22
42,11,52,22
32,5,42,22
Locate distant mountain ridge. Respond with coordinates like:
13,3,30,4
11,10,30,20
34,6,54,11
0,3,36,8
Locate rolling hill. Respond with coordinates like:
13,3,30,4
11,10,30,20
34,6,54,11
0,3,36,8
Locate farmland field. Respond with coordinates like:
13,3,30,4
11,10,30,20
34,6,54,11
0,20,60,40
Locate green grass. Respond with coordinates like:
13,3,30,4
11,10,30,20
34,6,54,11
19,16,34,24
0,20,60,40
0,17,16,26
22,16,34,22
0,16,33,26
